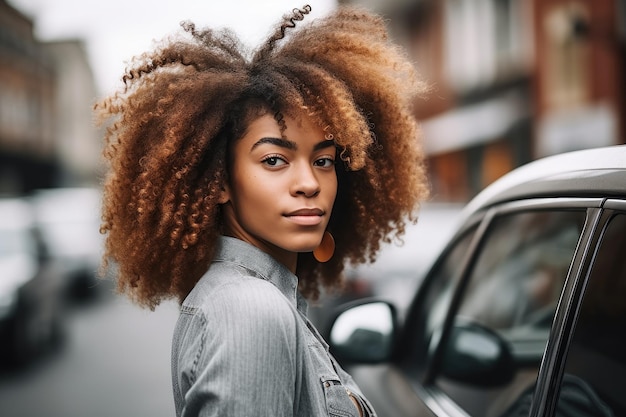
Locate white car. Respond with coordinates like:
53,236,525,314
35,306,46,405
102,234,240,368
0,197,65,367
29,187,105,300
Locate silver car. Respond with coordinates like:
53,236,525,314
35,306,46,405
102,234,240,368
328,145,626,417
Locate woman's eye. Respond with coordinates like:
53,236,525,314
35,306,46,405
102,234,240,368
262,156,287,167
314,158,335,168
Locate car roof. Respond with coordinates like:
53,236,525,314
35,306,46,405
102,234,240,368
460,145,626,220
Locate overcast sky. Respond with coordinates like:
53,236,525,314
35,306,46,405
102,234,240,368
8,0,337,95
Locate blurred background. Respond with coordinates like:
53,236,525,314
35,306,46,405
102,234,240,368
0,0,624,415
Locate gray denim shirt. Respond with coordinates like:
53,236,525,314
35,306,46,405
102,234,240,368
171,236,376,417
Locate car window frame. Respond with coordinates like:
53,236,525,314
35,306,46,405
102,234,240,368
403,197,605,417
530,198,626,417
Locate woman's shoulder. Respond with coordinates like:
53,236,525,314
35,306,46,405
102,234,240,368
185,261,296,320
177,269,300,348
172,264,303,376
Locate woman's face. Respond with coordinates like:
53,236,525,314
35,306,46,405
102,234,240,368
220,111,337,270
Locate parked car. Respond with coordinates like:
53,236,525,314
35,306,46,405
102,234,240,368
29,187,105,300
0,197,66,367
328,145,626,417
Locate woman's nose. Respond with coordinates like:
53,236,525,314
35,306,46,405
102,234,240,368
292,164,320,197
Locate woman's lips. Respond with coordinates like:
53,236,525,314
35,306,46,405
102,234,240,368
284,208,324,226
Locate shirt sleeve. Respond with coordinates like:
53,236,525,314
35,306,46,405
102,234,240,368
179,278,299,417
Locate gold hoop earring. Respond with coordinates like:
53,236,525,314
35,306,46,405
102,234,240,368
313,231,335,263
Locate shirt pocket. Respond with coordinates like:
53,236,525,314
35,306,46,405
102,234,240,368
320,375,360,417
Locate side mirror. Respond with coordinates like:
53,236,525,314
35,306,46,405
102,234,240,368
439,321,515,387
328,301,396,364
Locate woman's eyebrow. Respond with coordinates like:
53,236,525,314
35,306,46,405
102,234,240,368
251,137,335,152
252,137,296,150
313,139,336,151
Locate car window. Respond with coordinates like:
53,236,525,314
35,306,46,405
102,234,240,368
411,225,479,376
435,209,586,417
556,212,626,416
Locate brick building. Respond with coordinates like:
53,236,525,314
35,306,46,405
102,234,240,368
340,0,626,201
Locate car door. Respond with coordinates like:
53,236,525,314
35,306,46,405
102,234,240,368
401,198,600,417
529,199,626,417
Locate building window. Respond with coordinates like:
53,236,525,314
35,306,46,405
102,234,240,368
543,2,591,109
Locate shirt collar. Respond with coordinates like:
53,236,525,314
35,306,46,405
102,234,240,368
213,236,307,313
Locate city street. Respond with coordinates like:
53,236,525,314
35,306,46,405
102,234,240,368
0,288,179,417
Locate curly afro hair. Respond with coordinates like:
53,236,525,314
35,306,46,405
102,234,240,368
95,5,430,310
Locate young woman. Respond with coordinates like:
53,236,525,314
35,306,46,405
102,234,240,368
96,5,429,416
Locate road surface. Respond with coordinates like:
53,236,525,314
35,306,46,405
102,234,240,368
0,288,179,417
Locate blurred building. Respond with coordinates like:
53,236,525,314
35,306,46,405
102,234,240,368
0,0,56,193
45,40,103,186
0,0,101,195
340,0,626,201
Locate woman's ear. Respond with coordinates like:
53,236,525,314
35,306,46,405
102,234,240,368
217,183,230,204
